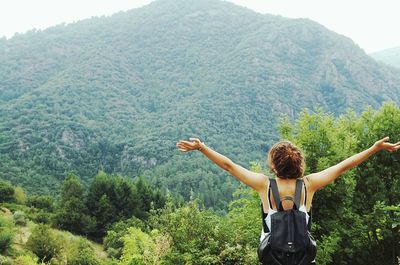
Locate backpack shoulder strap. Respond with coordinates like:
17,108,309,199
269,178,283,211
294,179,303,210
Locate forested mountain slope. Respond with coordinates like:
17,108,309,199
1,0,400,208
370,46,400,68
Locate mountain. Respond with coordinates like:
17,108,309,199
1,0,400,208
370,46,400,68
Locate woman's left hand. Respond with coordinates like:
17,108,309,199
176,138,204,152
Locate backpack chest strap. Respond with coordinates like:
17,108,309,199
269,178,303,211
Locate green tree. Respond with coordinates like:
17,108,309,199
26,195,54,212
104,217,146,259
14,186,27,204
54,173,95,235
120,227,171,265
135,178,154,219
0,181,14,203
86,172,130,237
93,194,116,236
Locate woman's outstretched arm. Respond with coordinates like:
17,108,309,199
307,136,400,192
176,138,267,191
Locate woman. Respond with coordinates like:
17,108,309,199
176,136,400,263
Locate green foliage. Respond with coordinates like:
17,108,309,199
0,216,14,254
54,174,95,235
86,172,131,237
383,204,400,231
227,186,261,247
26,195,54,212
0,254,13,265
14,254,39,265
25,194,55,224
14,186,27,205
0,182,14,203
86,172,165,238
13,210,27,226
145,198,258,265
315,232,340,265
119,227,172,265
67,239,101,265
0,230,14,254
30,210,53,225
26,224,62,263
104,217,146,259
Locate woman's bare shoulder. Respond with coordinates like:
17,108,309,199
254,173,270,192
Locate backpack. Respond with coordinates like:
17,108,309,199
258,179,317,265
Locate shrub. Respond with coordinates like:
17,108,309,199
26,195,54,212
30,210,53,225
14,254,39,265
104,217,146,258
67,247,100,265
26,224,62,263
0,229,14,254
0,254,13,265
67,239,100,265
13,210,27,226
0,216,13,228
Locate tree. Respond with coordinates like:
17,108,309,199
120,227,172,265
86,172,132,237
104,217,146,259
13,186,27,204
54,173,95,235
135,177,155,219
0,181,14,203
26,195,54,212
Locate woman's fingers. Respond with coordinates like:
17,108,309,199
176,138,203,152
377,136,390,145
383,140,400,152
176,143,189,151
176,139,197,152
390,141,400,151
189,137,200,144
178,141,195,149
177,147,189,152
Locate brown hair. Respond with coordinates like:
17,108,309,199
267,141,305,179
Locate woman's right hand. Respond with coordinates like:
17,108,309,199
373,136,400,152
176,138,204,152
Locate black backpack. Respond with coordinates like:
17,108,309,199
258,179,317,265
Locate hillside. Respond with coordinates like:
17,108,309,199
370,46,400,68
0,205,109,263
1,0,400,208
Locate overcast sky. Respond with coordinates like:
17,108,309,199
1,0,399,53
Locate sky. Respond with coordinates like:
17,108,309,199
0,0,399,53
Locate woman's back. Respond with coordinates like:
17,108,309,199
260,177,313,213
